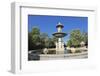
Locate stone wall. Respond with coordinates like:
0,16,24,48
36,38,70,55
40,52,88,60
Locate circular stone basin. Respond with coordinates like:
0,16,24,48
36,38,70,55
52,32,67,38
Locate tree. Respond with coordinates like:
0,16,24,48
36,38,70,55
40,33,57,48
82,32,88,47
28,27,59,50
31,27,40,35
67,30,87,47
28,27,41,50
52,36,58,42
40,33,49,39
40,33,49,48
67,40,72,47
31,28,40,45
28,32,34,50
70,30,83,47
48,38,55,48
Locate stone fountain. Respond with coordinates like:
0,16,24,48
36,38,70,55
52,22,67,54
39,23,87,60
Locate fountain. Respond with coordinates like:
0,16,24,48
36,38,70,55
40,23,87,60
52,22,67,54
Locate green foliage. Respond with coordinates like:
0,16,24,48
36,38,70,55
28,27,57,51
28,27,42,50
48,37,57,48
40,33,49,48
67,40,72,47
82,32,88,43
67,29,88,47
52,36,58,42
31,27,40,43
70,30,83,47
28,32,34,50
31,27,40,35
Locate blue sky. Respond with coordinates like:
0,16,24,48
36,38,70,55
28,15,88,43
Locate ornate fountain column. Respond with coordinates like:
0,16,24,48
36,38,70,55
52,22,67,54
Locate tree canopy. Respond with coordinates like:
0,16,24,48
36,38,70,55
28,27,57,51
67,29,88,47
29,27,88,50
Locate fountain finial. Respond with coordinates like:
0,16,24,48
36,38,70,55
56,22,64,28
58,22,62,25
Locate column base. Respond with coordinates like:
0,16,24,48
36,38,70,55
56,51,64,54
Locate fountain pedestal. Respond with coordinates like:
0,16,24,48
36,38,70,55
56,43,64,54
56,42,65,54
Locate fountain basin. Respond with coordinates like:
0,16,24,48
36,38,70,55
52,32,67,38
40,52,88,60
